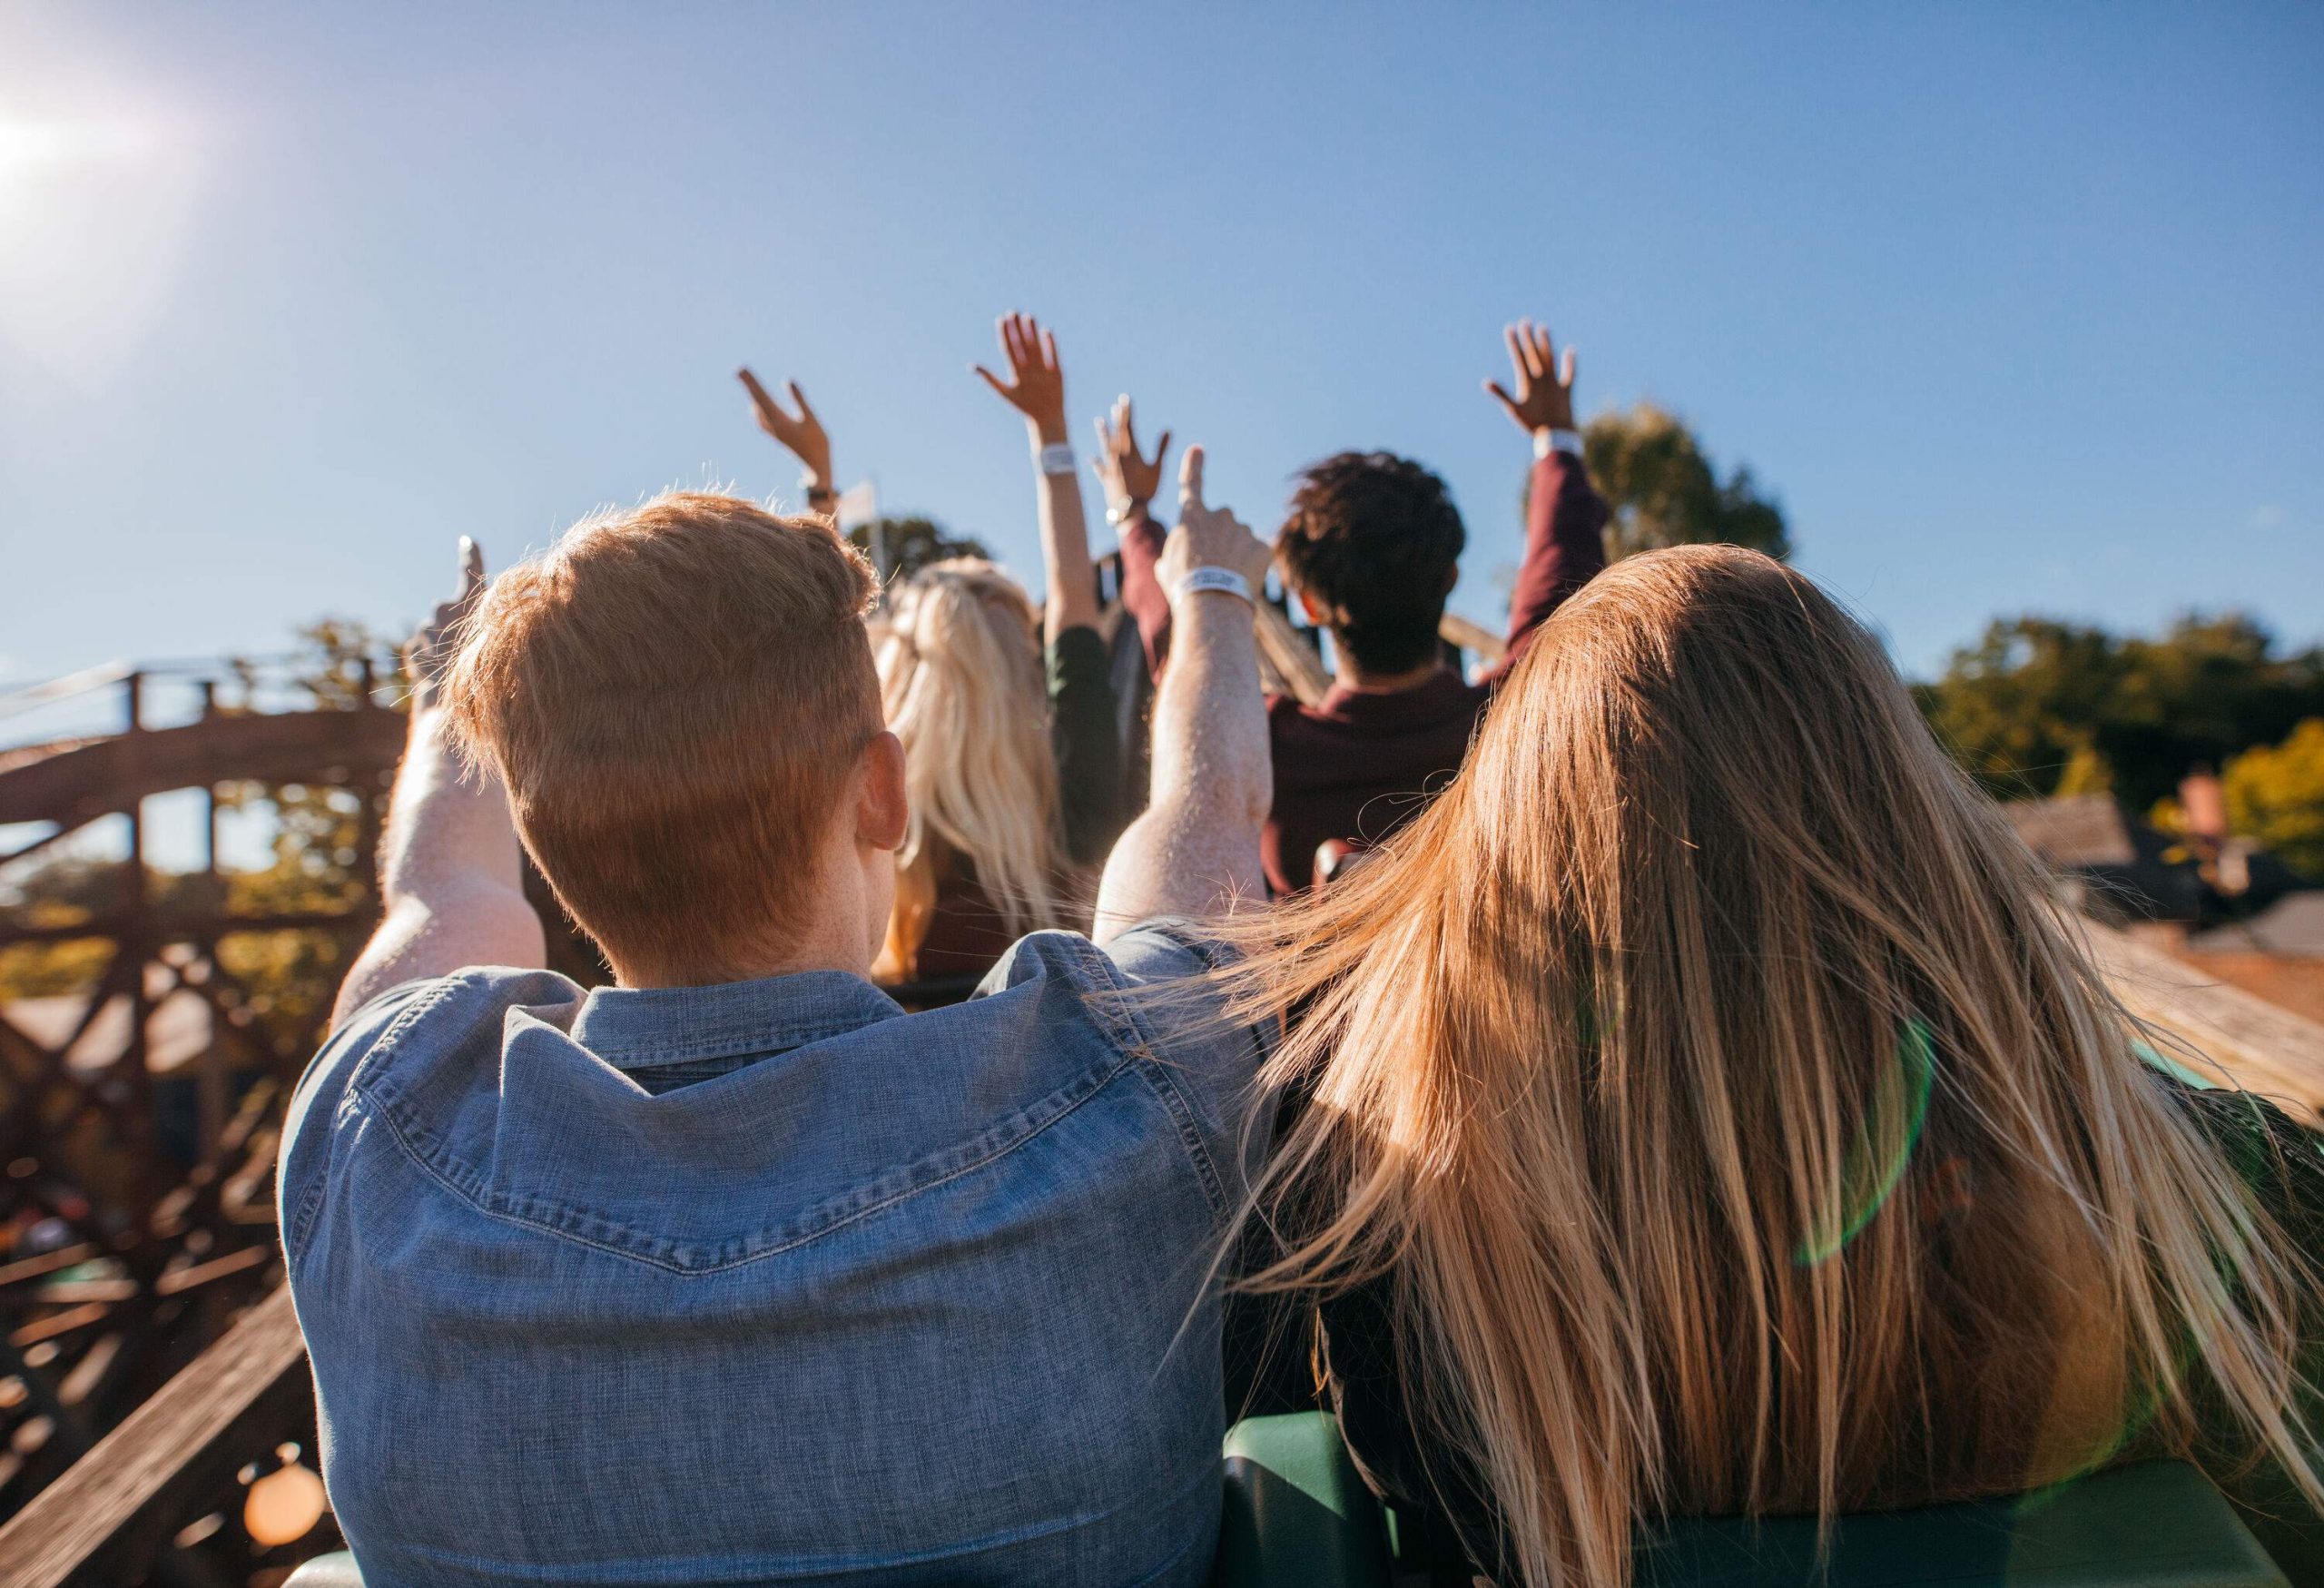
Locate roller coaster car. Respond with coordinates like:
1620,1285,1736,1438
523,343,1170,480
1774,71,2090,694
283,1412,2290,1588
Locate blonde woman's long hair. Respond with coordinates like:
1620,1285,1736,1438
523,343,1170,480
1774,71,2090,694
872,558,1070,968
1222,546,2321,1588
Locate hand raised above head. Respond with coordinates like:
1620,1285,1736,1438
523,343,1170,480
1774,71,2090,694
739,368,833,488
1158,446,1272,599
407,537,486,710
1483,318,1578,438
971,311,1068,442
1092,393,1170,518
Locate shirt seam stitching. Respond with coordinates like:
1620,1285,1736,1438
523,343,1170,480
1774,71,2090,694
351,1044,1146,1276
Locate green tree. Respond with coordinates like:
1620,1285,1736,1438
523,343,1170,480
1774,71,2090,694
1917,613,2324,810
1581,402,1791,561
2222,718,2324,882
847,517,990,581
1915,617,2125,800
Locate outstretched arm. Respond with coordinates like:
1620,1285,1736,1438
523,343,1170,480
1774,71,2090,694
1094,448,1275,939
330,541,545,1030
1483,318,1610,676
739,369,837,518
1095,393,1177,679
975,312,1100,644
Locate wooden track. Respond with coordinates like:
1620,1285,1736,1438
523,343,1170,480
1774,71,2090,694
0,710,406,833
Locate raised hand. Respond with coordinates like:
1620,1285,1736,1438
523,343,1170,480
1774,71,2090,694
1483,319,1578,437
971,312,1068,442
1092,394,1170,519
738,369,832,488
1157,447,1271,597
407,537,486,710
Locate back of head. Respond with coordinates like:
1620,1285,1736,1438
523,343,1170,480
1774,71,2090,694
874,557,1066,939
1276,451,1464,676
443,491,880,984
1230,545,2319,1586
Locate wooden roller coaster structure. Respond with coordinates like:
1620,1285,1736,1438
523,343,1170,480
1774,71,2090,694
0,658,408,1581
0,624,2320,1585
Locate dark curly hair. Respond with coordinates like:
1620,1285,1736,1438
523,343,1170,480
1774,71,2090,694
1275,451,1464,676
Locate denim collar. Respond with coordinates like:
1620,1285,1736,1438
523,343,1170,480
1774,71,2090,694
568,971,905,1071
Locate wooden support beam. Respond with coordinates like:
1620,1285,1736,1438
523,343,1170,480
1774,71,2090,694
0,1286,308,1588
2084,920,2324,1126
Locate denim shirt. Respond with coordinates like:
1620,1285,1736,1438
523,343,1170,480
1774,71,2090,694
280,925,1270,1588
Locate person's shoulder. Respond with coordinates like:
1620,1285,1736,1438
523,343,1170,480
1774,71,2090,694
974,922,1228,1001
280,966,584,1253
294,967,584,1121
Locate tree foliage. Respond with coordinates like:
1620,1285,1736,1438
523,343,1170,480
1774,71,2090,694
847,516,990,581
1917,613,2324,813
2221,719,2324,882
1581,402,1791,562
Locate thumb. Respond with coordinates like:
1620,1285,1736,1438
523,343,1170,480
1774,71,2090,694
458,537,486,596
1178,445,1206,515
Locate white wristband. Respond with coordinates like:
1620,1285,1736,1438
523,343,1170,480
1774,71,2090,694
1533,427,1584,460
1172,567,1255,607
1036,442,1077,478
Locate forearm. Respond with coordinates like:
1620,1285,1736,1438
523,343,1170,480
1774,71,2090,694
1030,419,1101,642
332,707,544,1027
1094,594,1270,939
1496,445,1610,673
1115,508,1175,677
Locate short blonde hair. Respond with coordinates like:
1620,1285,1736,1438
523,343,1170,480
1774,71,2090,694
443,491,880,981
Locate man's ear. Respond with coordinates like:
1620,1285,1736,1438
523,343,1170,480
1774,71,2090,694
1297,588,1329,627
855,730,909,853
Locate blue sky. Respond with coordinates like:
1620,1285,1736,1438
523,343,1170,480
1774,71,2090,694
2,0,2319,705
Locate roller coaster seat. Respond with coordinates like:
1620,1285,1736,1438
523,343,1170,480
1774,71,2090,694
283,1412,2290,1588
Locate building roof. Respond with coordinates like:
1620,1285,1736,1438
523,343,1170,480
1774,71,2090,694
2002,794,2143,868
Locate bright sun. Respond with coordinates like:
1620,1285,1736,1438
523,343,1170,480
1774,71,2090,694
0,100,205,384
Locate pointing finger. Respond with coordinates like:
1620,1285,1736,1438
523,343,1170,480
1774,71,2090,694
1179,445,1206,514
1153,427,1171,466
738,367,777,415
787,380,817,421
458,536,485,596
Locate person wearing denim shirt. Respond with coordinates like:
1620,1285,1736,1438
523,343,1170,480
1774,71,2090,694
281,448,1277,1585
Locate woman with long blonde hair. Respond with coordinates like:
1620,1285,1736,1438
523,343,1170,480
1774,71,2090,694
743,312,1139,979
1225,545,2324,1586
872,556,1080,975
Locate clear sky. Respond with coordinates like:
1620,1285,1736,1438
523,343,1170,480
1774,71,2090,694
2,0,2319,699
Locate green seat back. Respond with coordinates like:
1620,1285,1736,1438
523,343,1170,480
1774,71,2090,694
288,1430,2289,1588
1638,1462,2287,1588
1215,1412,1390,1588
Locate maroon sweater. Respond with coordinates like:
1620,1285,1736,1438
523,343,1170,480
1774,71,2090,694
1125,446,1610,893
